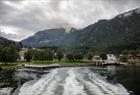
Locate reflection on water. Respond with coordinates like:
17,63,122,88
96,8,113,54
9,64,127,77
115,66,140,95
0,65,140,95
0,69,18,88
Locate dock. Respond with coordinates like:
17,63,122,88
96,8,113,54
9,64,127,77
17,64,61,69
17,64,96,69
91,60,121,66
17,62,124,69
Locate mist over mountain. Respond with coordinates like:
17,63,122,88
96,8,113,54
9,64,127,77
21,8,140,51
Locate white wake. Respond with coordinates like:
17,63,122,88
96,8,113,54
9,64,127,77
17,67,129,95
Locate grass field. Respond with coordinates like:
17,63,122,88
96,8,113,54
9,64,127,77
0,60,91,69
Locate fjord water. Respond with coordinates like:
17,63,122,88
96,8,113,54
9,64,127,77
17,67,129,95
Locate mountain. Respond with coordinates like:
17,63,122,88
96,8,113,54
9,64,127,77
21,28,81,48
0,36,15,45
0,36,23,49
21,8,140,51
60,28,81,47
80,8,140,51
21,28,67,47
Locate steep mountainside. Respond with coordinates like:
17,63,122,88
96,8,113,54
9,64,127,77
60,28,81,47
21,8,140,51
80,8,140,50
0,36,22,49
21,28,66,47
21,28,80,47
0,36,15,45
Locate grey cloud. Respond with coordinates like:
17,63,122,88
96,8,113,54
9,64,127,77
0,31,19,41
103,0,140,12
0,0,140,41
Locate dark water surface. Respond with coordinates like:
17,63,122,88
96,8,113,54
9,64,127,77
0,65,140,95
115,65,140,95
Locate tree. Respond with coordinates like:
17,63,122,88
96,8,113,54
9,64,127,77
0,45,18,64
25,52,32,62
24,49,36,61
87,53,93,60
74,53,83,60
120,55,128,62
100,52,107,60
33,50,45,61
121,49,128,55
66,54,74,61
129,50,137,56
45,49,54,61
0,46,3,62
56,51,63,61
33,49,54,61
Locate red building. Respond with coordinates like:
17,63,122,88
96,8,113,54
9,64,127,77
128,54,140,62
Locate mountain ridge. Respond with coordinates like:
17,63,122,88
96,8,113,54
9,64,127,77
21,7,140,51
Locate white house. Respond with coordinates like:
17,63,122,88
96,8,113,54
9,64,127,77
18,48,28,61
92,55,102,65
105,54,118,64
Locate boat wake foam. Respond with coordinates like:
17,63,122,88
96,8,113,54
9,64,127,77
17,67,129,95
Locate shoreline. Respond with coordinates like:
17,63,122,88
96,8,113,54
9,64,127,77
0,62,140,70
17,63,134,69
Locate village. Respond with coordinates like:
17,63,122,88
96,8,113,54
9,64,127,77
17,48,140,67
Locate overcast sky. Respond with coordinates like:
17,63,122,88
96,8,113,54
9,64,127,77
0,0,140,41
